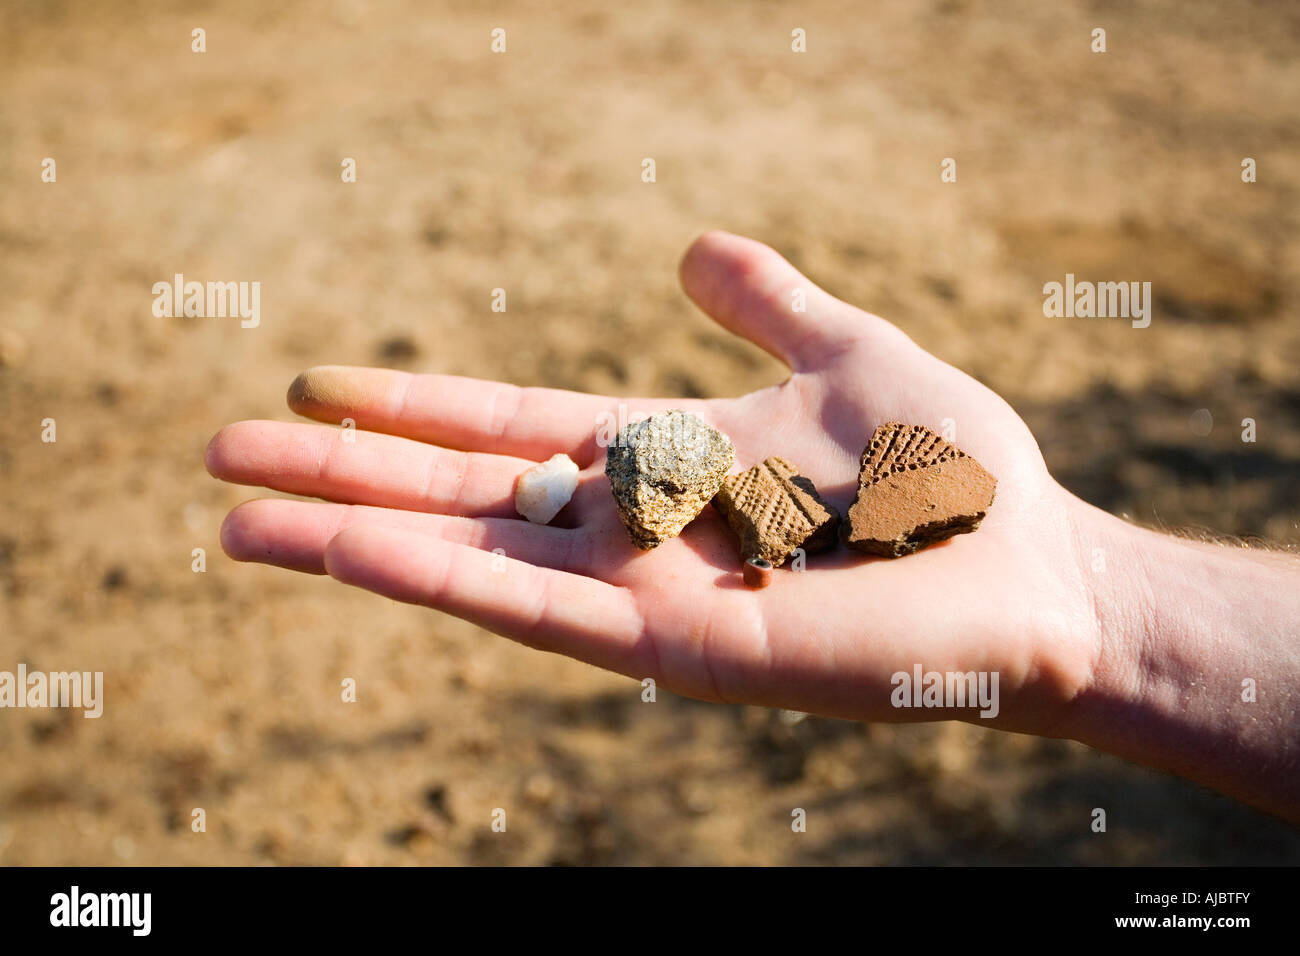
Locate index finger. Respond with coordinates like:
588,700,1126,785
288,366,615,464
287,365,706,466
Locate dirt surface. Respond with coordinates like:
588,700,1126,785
2,0,1298,864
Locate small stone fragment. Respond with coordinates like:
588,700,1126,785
742,556,774,589
522,772,557,806
713,457,840,566
605,410,734,549
515,453,580,525
844,422,997,557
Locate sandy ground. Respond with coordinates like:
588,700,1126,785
2,0,1298,864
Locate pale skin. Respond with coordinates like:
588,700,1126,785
207,232,1300,823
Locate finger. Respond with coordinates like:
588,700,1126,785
220,498,587,575
205,420,531,516
678,231,903,372
287,365,616,465
324,525,651,677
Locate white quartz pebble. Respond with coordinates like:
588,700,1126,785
514,454,580,525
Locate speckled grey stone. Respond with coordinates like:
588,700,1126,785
605,410,735,549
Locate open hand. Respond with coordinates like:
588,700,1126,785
206,232,1105,736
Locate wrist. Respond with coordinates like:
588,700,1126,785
1059,500,1300,820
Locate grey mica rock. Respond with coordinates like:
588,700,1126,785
605,410,735,549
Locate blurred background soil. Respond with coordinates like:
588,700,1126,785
1,0,1298,864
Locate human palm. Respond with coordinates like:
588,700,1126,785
207,232,1099,736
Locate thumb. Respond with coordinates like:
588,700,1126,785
677,231,907,372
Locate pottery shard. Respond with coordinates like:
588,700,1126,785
713,457,840,566
844,422,997,558
605,409,735,549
